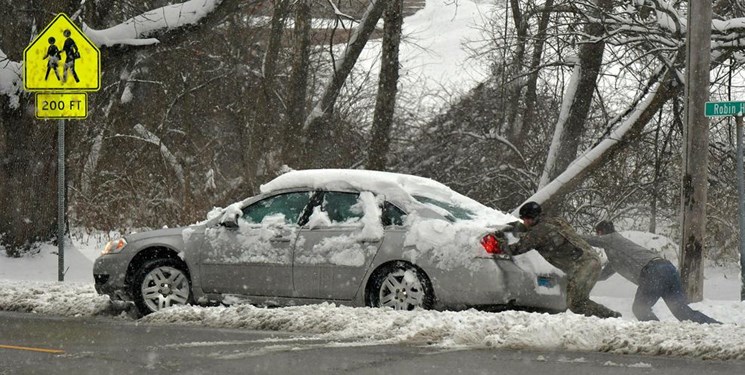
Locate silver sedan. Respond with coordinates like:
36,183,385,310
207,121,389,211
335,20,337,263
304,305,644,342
93,169,567,315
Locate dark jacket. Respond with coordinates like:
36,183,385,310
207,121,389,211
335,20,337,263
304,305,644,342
585,232,661,285
510,216,599,275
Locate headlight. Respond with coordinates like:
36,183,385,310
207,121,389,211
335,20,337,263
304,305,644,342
102,238,127,255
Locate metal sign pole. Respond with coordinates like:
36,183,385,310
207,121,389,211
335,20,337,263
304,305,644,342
58,118,65,282
23,13,101,281
737,116,745,301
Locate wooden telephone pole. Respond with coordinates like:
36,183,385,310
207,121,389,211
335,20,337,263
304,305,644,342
680,0,712,302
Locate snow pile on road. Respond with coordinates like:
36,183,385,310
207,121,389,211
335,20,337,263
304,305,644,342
0,281,110,317
142,303,745,360
1,280,744,361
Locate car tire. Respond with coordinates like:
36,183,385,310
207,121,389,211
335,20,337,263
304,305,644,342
132,258,192,316
367,261,434,310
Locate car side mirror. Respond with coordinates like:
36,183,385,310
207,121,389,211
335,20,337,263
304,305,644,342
219,214,239,228
218,204,242,228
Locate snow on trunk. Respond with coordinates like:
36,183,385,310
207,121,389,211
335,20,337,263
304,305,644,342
512,79,665,216
81,128,105,195
0,48,22,108
83,0,223,47
538,57,581,189
303,0,386,131
133,123,185,186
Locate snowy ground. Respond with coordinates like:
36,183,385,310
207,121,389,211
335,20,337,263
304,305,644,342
1,230,744,361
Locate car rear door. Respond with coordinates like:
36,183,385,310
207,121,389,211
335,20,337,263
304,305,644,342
292,191,383,301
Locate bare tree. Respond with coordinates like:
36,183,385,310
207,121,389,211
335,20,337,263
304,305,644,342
367,0,403,171
538,0,613,189
283,0,312,168
303,0,386,136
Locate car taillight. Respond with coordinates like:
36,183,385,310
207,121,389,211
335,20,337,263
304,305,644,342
480,234,503,254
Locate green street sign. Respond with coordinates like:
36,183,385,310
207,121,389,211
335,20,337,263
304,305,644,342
705,101,745,117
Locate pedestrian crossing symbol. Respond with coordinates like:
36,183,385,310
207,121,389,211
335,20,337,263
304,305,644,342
23,13,100,92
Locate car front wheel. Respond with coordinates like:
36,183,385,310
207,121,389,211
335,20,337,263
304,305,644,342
133,258,192,316
367,262,434,310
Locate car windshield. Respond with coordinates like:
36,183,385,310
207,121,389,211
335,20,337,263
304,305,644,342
412,195,474,222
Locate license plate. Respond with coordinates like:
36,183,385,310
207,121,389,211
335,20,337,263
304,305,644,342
537,276,554,288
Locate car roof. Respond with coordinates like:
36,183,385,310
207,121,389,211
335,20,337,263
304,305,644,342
261,169,445,194
259,169,516,225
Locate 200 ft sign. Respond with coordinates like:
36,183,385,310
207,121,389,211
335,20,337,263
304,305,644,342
35,93,88,119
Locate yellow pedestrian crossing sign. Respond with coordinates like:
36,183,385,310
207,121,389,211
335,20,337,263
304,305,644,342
23,13,100,92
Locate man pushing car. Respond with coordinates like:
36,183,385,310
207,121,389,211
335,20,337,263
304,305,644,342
505,202,620,319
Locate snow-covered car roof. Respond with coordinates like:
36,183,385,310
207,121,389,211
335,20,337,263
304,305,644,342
260,169,516,226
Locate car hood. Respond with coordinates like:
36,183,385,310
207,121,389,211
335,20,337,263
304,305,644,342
124,226,192,242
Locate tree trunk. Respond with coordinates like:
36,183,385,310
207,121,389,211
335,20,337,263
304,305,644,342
503,0,529,137
367,0,403,171
283,0,312,167
519,0,555,145
518,68,681,214
540,0,612,186
254,0,290,175
303,0,386,133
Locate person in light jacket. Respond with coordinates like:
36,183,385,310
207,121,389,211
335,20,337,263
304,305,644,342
586,221,720,324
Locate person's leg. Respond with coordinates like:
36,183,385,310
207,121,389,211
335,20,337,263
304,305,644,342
657,261,721,324
567,256,620,318
565,255,596,309
632,262,662,321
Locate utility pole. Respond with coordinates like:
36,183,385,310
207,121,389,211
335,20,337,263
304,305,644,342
680,0,712,302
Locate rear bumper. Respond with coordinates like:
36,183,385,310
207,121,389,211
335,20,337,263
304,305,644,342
430,257,567,312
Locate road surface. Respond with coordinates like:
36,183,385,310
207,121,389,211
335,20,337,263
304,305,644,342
1,311,743,375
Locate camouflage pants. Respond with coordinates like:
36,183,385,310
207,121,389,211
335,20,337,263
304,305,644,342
566,255,619,318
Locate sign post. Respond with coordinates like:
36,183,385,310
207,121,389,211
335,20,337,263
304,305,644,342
705,101,745,301
23,13,101,281
58,119,65,282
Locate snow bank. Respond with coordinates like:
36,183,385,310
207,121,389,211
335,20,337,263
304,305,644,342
2,283,743,361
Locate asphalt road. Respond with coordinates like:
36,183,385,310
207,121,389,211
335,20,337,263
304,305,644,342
1,311,744,375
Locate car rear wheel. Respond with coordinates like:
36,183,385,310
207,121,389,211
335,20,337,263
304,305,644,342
367,262,434,310
133,258,192,316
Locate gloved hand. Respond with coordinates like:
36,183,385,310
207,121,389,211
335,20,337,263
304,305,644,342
493,231,513,255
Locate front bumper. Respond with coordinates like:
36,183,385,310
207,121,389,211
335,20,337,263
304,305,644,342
93,254,133,301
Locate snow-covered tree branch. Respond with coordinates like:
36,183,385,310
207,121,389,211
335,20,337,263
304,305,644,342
83,0,223,47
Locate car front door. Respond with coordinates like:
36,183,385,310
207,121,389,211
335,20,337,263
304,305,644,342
199,191,314,298
293,191,383,301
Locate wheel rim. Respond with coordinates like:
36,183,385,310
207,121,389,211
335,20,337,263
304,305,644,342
141,266,190,313
378,269,425,310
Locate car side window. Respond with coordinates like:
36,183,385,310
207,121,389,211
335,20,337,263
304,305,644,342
321,192,363,223
382,202,406,226
242,192,313,225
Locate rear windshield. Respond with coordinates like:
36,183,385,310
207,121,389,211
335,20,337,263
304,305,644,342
413,195,474,221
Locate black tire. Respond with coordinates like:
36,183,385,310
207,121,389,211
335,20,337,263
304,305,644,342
132,258,192,316
366,261,434,310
